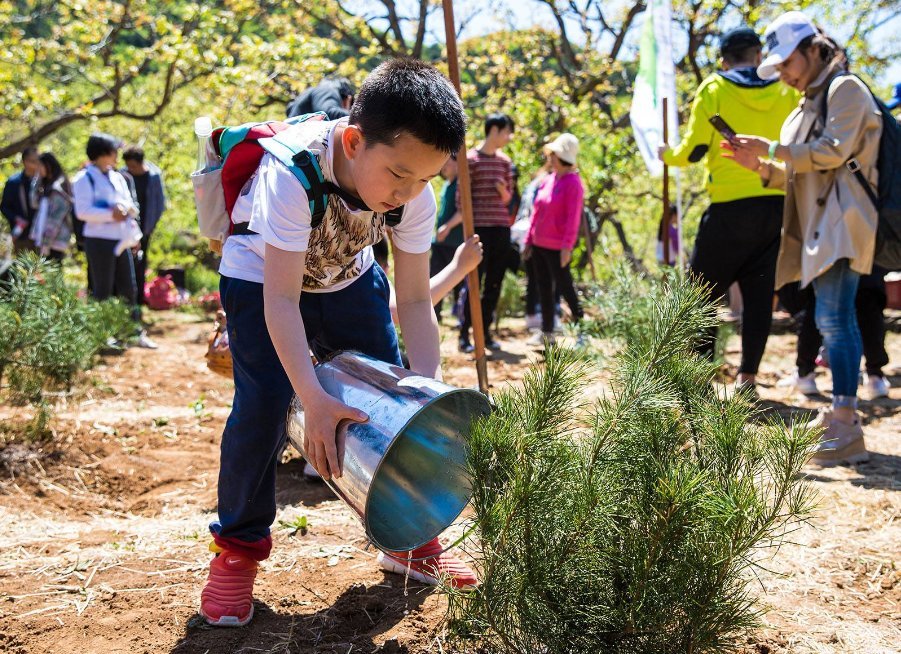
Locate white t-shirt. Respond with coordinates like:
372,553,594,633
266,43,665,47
219,118,436,293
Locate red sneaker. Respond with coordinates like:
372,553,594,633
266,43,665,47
377,537,479,589
200,545,258,627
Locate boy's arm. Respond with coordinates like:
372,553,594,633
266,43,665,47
263,244,367,480
428,235,482,305
393,246,442,380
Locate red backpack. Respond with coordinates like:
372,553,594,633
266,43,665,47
145,275,178,310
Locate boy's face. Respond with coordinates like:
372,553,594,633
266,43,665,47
344,128,447,212
490,125,514,147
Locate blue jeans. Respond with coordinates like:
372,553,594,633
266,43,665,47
211,264,402,560
812,259,861,407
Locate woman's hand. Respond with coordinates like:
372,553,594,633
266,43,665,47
521,243,533,261
302,393,368,481
730,135,771,158
721,140,762,172
560,248,572,267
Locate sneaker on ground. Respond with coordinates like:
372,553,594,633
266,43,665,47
527,331,556,347
302,461,322,480
803,408,869,467
200,546,258,627
135,331,159,349
377,537,478,589
776,370,819,395
458,337,474,354
484,337,502,351
863,374,890,400
815,346,829,369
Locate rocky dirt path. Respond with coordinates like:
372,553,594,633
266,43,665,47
0,311,898,653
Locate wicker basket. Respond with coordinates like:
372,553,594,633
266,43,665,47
205,310,233,378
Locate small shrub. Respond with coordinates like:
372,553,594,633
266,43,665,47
494,270,525,329
184,263,221,295
448,269,817,654
0,254,132,434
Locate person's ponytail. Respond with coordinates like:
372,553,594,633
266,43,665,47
798,30,848,71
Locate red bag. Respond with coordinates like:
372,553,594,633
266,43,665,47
145,275,178,310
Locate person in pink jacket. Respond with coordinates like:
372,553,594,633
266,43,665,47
523,133,585,345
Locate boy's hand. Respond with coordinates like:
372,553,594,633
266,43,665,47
453,235,482,273
435,223,451,242
303,393,368,481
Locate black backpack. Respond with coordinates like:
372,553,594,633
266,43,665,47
821,73,901,271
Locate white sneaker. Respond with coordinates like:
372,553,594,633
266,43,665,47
863,374,890,399
527,331,556,347
135,332,159,349
777,370,818,395
524,313,561,332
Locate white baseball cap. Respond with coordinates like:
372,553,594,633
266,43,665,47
757,11,817,80
545,133,579,165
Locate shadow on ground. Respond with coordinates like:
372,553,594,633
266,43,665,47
171,576,434,654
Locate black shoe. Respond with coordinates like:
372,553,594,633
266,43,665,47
484,338,502,351
458,337,474,353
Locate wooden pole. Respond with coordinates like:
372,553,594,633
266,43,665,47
661,97,671,267
442,0,489,394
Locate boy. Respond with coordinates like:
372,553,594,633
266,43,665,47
202,59,474,628
436,112,514,352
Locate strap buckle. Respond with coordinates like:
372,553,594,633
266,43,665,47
845,158,861,174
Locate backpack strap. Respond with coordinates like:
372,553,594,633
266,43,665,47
259,126,330,228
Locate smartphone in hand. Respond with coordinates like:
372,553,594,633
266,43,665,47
709,114,737,141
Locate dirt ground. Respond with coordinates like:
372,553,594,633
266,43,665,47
0,310,898,654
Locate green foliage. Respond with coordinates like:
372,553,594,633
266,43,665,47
0,254,131,415
184,261,220,294
448,268,818,654
2,1,898,283
494,271,525,328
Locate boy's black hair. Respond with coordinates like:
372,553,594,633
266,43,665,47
350,58,466,155
86,132,122,161
722,44,762,66
21,146,38,161
484,112,514,137
122,146,145,164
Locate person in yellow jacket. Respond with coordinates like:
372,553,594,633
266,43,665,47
658,27,799,395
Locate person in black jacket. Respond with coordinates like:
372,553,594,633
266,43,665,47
120,146,167,306
286,77,355,120
1,146,40,253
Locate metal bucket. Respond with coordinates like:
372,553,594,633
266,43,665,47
286,351,492,552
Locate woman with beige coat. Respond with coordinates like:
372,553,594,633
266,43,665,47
725,11,882,466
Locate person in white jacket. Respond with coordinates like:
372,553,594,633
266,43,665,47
72,133,157,349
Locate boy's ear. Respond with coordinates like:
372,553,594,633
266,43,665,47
341,124,365,160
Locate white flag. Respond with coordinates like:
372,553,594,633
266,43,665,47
630,0,679,177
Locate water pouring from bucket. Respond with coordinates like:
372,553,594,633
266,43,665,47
286,351,491,553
